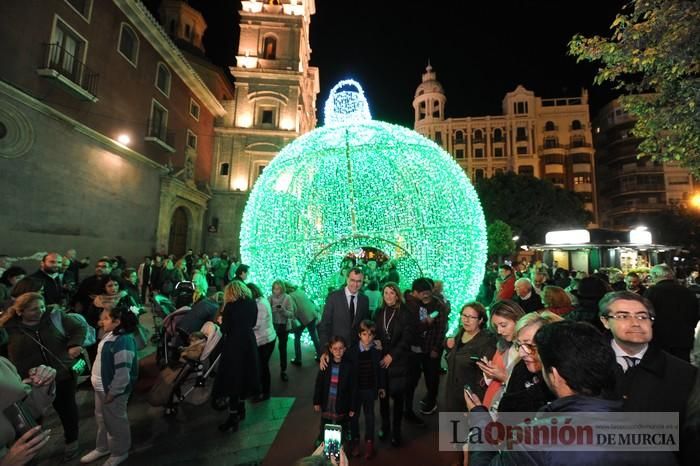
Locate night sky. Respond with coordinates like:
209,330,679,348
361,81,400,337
163,0,627,126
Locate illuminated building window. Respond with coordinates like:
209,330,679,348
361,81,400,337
263,36,277,59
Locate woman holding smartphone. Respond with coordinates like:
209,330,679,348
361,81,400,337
443,302,496,413
477,300,525,413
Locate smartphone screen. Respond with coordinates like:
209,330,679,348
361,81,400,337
323,424,342,461
429,311,439,319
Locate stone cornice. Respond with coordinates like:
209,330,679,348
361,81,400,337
213,126,298,138
113,0,225,117
0,79,164,170
161,176,211,206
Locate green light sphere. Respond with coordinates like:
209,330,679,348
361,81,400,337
240,81,487,330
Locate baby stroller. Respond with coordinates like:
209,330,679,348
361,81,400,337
148,321,222,415
153,281,195,367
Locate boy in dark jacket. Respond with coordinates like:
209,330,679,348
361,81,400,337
313,336,356,448
347,320,386,459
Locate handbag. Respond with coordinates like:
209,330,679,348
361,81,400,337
19,328,91,377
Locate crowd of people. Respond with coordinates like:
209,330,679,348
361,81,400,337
2,250,700,466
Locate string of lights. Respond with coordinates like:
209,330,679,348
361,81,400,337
240,80,487,333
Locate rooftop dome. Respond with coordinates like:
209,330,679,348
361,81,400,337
414,63,445,98
240,80,486,328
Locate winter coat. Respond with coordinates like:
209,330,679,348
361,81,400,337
289,289,319,326
373,304,416,393
645,279,700,353
469,395,678,466
611,343,700,466
0,311,86,382
213,298,260,400
443,329,497,412
313,357,356,418
498,359,555,414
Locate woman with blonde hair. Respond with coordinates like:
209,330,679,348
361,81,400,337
269,279,295,381
1,292,86,461
213,280,260,433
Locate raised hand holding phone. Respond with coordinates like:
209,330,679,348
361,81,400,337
463,384,483,410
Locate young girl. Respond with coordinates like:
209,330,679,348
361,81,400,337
313,336,355,446
80,303,139,466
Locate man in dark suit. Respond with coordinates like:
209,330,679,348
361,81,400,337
644,264,699,361
318,267,369,361
600,290,699,466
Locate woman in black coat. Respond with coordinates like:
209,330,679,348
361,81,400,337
373,282,417,446
214,280,261,432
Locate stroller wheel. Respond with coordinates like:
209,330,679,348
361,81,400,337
164,406,178,417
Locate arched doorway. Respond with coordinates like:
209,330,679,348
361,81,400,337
168,207,188,257
301,236,423,305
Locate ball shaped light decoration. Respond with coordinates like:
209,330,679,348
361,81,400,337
240,80,487,331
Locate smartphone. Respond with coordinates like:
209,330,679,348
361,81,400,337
463,384,476,403
469,355,481,362
3,402,38,439
323,423,342,461
429,311,439,319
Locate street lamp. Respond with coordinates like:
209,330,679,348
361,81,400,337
690,192,700,210
117,134,131,146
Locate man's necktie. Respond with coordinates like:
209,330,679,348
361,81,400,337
622,356,640,371
349,295,355,322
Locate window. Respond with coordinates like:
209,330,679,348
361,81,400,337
455,131,464,144
118,23,139,67
155,63,171,97
48,18,87,84
574,175,591,184
515,101,528,114
516,146,528,155
668,176,690,185
220,163,229,176
493,128,503,142
258,165,266,176
147,100,168,141
571,120,582,130
186,130,197,150
434,131,442,145
571,136,586,147
494,147,504,158
572,153,590,164
263,36,277,59
455,149,464,159
473,129,483,143
432,102,440,118
189,99,200,121
257,107,277,127
516,127,527,141
184,24,191,40
474,148,484,158
474,169,485,181
544,137,558,148
65,0,92,21
518,165,534,176
544,121,555,131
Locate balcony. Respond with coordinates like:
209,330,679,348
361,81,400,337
572,163,592,173
145,121,176,152
544,164,565,175
607,201,666,216
540,143,566,156
37,43,98,101
543,154,565,165
573,183,593,192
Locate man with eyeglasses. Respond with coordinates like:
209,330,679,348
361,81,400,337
599,291,699,466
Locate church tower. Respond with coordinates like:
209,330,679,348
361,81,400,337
207,0,320,255
413,63,446,130
159,0,207,53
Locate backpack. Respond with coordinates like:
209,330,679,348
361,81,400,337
50,309,97,347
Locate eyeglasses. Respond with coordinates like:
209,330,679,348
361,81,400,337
461,315,480,321
604,313,654,322
513,340,537,354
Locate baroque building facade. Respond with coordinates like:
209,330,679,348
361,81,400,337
412,65,598,223
0,0,318,262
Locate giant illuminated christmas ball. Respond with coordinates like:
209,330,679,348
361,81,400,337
240,80,487,328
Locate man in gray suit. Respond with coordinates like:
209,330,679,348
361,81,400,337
318,267,370,364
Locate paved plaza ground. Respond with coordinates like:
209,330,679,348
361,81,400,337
34,314,446,466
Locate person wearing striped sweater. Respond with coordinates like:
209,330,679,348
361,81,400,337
81,303,139,466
